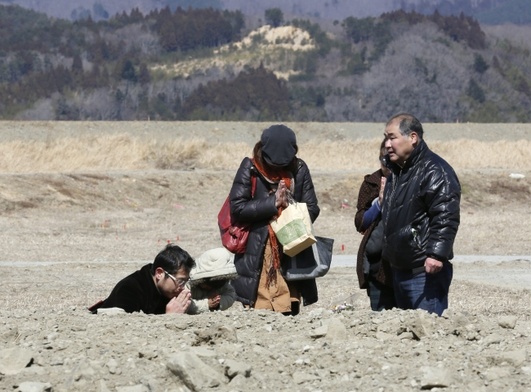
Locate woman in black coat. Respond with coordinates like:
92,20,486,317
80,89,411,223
228,124,320,315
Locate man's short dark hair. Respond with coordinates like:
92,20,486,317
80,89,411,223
387,112,424,139
151,244,195,275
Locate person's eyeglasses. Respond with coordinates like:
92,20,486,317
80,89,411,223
164,271,188,288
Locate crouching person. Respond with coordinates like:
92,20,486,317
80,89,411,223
91,244,195,314
187,248,238,314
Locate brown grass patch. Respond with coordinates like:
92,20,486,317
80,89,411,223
1,134,528,173
488,178,531,201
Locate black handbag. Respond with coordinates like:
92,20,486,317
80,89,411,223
281,236,334,280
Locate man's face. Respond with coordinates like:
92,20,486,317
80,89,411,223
155,267,190,299
384,120,417,167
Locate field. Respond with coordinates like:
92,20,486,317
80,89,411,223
0,121,530,391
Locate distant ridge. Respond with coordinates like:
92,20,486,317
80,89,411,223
1,0,530,24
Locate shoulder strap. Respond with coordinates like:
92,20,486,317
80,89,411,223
251,169,257,197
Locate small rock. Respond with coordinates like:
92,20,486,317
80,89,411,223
17,381,53,392
167,351,226,390
420,366,453,389
292,370,319,384
97,307,126,315
106,358,119,374
498,316,517,329
325,318,347,341
0,347,34,375
310,325,328,339
493,349,527,367
224,358,251,379
483,366,512,381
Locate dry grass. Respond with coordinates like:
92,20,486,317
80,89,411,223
1,134,529,173
429,139,530,170
0,135,146,172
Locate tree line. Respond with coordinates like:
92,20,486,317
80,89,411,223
0,4,530,122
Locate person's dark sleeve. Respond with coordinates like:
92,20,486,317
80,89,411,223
423,163,461,261
360,198,381,232
101,278,145,313
299,161,320,223
230,157,278,223
355,173,379,233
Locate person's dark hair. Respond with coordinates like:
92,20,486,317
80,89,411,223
379,137,392,175
253,141,299,173
387,112,424,139
151,244,195,275
379,138,386,159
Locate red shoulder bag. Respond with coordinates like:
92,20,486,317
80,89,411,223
218,174,257,254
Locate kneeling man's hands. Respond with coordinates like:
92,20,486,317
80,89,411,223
166,289,192,314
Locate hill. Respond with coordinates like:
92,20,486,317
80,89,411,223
3,0,531,24
1,4,531,122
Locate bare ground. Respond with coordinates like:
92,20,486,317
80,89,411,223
0,122,530,392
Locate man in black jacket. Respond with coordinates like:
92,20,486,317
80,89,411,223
381,113,460,316
93,244,195,314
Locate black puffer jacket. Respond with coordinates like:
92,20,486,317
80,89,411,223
381,140,460,271
229,157,320,306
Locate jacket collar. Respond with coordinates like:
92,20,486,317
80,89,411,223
389,139,428,174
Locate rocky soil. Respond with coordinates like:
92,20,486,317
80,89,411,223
0,121,530,392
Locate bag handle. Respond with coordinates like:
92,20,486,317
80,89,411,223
250,172,257,197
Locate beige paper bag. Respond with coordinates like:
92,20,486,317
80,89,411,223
270,202,316,257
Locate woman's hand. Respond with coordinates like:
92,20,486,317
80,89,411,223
275,180,288,208
208,294,221,310
378,176,387,206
